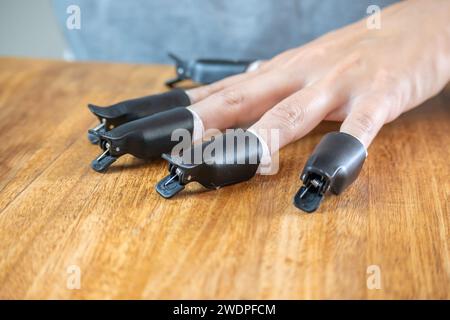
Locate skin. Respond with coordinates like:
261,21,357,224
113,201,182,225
186,0,450,154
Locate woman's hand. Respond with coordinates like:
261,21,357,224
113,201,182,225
187,0,450,152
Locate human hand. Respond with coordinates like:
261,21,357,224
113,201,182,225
187,0,450,153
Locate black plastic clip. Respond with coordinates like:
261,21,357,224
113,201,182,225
156,130,262,198
166,53,255,88
90,107,194,173
87,89,191,144
294,132,367,213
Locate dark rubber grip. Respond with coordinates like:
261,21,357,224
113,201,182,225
88,89,191,127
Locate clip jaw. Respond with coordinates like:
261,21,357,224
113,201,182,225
90,130,131,173
294,132,367,213
88,122,106,144
294,172,329,213
156,154,201,198
91,140,119,173
87,104,118,144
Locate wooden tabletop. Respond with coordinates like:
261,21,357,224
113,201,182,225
0,57,448,299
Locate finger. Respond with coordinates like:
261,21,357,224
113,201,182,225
340,93,391,148
187,48,300,103
186,63,266,103
249,82,342,153
190,69,304,130
258,49,295,70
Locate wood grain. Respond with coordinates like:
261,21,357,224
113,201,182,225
0,57,448,299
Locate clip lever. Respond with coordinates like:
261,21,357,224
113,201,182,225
91,143,117,173
87,121,106,144
156,166,188,198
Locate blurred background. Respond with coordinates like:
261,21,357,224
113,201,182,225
0,0,397,64
0,0,67,60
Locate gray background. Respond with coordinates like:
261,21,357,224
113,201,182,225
0,0,67,59
0,0,397,63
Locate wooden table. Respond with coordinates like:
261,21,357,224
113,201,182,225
0,57,448,299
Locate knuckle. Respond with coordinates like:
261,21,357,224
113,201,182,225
350,109,380,135
371,69,404,100
270,100,306,133
218,88,245,108
371,69,398,89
